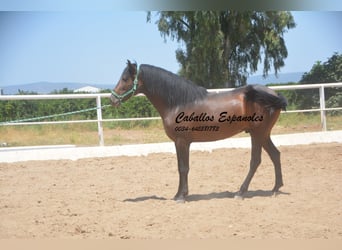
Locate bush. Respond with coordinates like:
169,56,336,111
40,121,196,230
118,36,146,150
0,88,159,129
326,92,342,116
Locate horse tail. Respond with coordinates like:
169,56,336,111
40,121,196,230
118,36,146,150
245,85,287,111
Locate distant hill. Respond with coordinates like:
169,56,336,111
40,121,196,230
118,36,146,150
247,72,303,85
1,72,304,95
1,82,113,95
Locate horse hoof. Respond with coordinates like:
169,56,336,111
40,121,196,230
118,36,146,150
176,199,186,204
273,191,280,197
234,194,244,200
174,195,186,203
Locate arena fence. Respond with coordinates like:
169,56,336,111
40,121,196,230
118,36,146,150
0,82,341,146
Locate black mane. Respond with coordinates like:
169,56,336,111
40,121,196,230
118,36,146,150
139,64,208,108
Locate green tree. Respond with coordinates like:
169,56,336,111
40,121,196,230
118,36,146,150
297,52,342,110
300,52,342,84
147,11,295,88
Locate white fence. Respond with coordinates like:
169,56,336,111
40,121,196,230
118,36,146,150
1,82,341,146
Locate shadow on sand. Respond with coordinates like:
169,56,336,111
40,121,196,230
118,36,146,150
187,190,290,202
123,195,167,202
123,190,290,203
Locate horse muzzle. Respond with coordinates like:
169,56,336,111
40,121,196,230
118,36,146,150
110,94,121,107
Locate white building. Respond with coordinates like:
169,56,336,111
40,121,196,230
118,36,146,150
73,86,101,93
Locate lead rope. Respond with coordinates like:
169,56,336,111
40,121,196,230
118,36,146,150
0,104,112,125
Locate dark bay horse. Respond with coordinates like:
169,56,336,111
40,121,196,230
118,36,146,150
110,60,287,202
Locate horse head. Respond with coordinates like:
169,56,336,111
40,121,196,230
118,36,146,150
110,60,139,106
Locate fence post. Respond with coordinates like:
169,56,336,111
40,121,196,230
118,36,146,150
319,85,327,131
96,95,105,146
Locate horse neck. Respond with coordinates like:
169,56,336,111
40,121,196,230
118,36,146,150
139,66,172,118
142,90,169,118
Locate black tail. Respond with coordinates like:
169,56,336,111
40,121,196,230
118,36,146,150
245,85,287,111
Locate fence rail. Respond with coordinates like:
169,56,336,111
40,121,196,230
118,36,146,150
1,82,341,146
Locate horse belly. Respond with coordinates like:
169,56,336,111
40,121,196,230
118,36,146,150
188,120,248,142
167,95,258,142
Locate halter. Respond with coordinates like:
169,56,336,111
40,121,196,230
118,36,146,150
111,68,139,103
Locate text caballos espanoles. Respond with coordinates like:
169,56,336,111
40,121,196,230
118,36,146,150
175,112,263,124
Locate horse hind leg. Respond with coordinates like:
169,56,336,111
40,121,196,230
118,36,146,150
235,135,262,199
263,136,284,194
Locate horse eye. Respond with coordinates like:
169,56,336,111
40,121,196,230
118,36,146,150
122,77,128,82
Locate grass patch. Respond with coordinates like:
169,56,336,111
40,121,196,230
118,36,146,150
0,113,341,147
274,111,342,134
0,123,99,147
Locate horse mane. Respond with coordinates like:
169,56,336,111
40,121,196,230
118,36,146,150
139,64,208,108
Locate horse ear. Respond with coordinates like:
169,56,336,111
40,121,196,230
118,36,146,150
127,59,137,75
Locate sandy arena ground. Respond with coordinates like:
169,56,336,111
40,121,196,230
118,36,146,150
0,143,341,239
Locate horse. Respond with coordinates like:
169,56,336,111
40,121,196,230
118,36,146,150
110,60,287,202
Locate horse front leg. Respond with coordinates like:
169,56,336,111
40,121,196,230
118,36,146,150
174,139,190,202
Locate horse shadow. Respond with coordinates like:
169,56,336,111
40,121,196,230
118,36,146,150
187,190,290,201
123,195,167,202
123,190,290,203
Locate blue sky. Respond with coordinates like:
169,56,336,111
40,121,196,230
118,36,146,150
0,11,341,86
